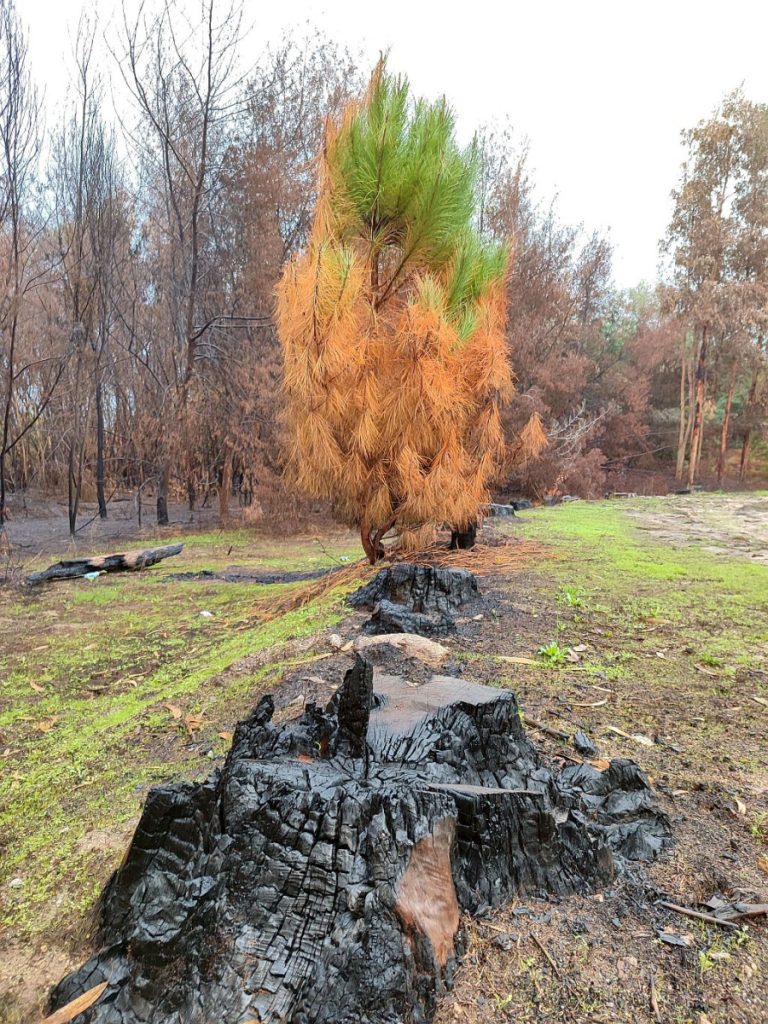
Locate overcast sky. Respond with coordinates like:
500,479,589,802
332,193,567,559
23,0,768,288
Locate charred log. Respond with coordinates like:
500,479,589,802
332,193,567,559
50,655,670,1024
26,544,183,585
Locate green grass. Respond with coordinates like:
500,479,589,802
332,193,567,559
0,529,365,937
521,501,768,667
3,502,767,946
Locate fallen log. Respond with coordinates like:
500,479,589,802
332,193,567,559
26,544,183,585
49,654,671,1024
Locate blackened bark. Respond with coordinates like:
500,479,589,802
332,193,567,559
96,382,107,519
449,522,477,549
49,655,670,1024
156,464,169,526
350,563,479,635
26,544,183,585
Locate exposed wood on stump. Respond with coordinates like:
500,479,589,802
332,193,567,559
50,654,671,1024
26,544,183,585
349,563,479,635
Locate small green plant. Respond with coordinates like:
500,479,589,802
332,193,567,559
750,812,768,843
538,641,568,667
559,585,584,608
699,948,716,974
700,652,724,668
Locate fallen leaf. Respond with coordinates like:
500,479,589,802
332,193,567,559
217,731,233,742
183,714,204,738
34,716,59,733
566,649,581,663
572,643,588,653
757,856,768,876
751,696,768,709
30,681,45,692
498,655,539,666
164,704,182,719
605,725,653,746
588,758,611,771
41,981,109,1024
572,698,608,708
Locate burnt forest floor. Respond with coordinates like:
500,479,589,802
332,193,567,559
1,493,767,1023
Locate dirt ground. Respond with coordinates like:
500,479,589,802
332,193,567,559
1,493,766,1023
626,494,768,565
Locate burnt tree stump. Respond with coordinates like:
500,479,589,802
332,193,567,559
349,563,479,635
50,655,670,1024
449,522,477,549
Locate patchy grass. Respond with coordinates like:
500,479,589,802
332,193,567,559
0,529,363,942
436,496,768,1024
500,500,768,781
2,498,767,1024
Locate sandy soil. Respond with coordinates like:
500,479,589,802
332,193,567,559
626,493,768,564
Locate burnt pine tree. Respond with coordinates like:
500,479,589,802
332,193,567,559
276,62,514,563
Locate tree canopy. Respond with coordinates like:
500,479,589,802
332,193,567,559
276,61,515,561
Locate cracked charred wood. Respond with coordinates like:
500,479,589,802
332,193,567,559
26,544,184,585
349,563,479,635
50,655,671,1024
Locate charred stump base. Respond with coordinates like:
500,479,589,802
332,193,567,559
51,656,670,1024
350,563,479,635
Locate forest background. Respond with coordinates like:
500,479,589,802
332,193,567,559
0,0,766,538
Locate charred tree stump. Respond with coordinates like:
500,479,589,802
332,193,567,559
449,522,477,549
349,563,479,635
50,655,670,1024
25,544,183,585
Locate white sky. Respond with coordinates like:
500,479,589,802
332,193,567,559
22,0,768,288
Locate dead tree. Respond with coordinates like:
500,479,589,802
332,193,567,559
116,0,245,524
0,2,65,527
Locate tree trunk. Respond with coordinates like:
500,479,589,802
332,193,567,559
96,381,107,519
68,442,81,538
675,348,689,481
360,519,387,564
716,366,736,488
186,468,196,513
739,370,759,481
156,463,169,526
219,445,231,522
686,326,708,488
0,448,7,527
